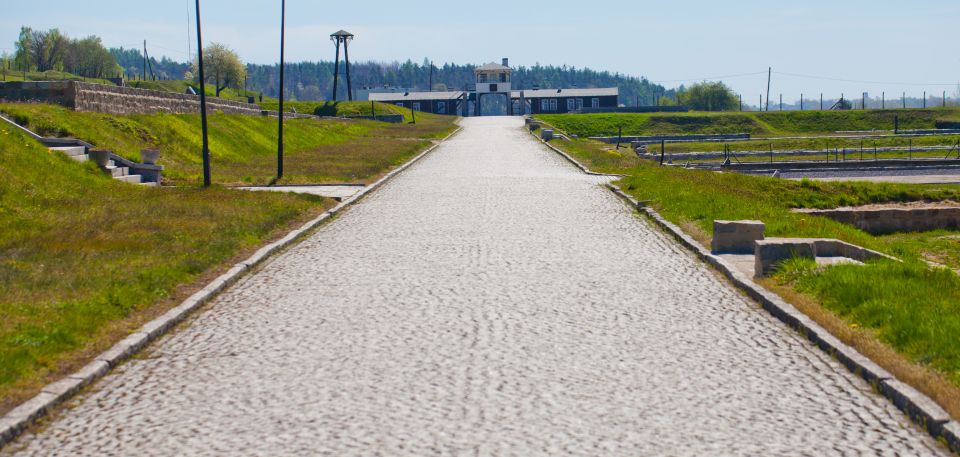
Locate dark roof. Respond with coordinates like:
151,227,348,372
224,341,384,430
330,30,354,37
368,91,465,102
515,87,619,99
475,62,511,72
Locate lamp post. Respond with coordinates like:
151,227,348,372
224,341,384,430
195,0,211,186
277,0,285,180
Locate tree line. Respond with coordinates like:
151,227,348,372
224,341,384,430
9,27,731,109
9,27,119,78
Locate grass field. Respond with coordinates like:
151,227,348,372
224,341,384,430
537,109,960,138
0,103,455,185
0,120,334,413
0,69,113,85
540,128,960,416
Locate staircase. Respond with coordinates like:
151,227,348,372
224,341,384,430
2,113,161,186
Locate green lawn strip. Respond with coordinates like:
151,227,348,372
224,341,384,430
545,131,960,389
0,122,332,407
653,134,960,155
536,109,960,138
0,70,112,85
775,258,960,386
0,103,455,185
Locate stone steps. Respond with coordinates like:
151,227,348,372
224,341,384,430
48,147,149,185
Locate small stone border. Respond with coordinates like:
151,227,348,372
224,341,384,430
535,135,959,453
0,124,464,448
532,132,624,178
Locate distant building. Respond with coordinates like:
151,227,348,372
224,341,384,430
366,58,618,116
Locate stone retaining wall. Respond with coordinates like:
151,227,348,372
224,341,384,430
0,81,265,116
797,207,960,234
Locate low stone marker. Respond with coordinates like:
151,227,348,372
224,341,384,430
711,220,765,254
528,122,541,132
541,129,554,141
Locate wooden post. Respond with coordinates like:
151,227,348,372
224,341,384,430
331,40,341,101
659,140,665,166
765,67,771,112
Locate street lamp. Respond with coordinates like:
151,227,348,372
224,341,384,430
330,30,354,101
277,0,286,181
195,0,211,186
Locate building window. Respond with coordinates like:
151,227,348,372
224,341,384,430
541,99,550,111
576,98,584,110
549,99,558,111
499,73,507,83
396,102,404,107
478,74,488,83
413,102,421,111
592,98,600,108
567,99,576,111
437,101,446,114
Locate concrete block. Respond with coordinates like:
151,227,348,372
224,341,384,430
711,220,765,254
754,238,816,277
67,360,110,384
941,421,960,453
41,377,85,399
879,379,951,435
540,128,554,140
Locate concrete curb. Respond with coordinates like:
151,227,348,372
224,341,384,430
538,136,959,453
531,132,624,178
0,124,464,449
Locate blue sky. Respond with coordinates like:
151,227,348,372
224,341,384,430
3,0,959,101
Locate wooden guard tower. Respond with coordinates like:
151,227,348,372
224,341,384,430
330,30,354,101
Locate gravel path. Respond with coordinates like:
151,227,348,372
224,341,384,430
3,117,947,456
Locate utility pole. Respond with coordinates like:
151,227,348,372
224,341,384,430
195,0,210,187
277,0,285,181
820,93,823,110
779,93,782,111
143,40,147,81
429,61,433,92
800,94,803,111
765,67,771,112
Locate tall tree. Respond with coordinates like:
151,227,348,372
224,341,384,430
678,81,738,111
193,43,245,96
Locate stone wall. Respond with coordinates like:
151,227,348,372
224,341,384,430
0,81,265,116
797,207,960,234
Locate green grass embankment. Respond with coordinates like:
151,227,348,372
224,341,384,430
537,109,960,138
0,120,332,413
0,103,455,185
540,127,960,416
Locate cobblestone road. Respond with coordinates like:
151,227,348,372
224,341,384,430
4,118,947,456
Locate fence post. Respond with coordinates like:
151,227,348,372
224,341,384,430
659,140,665,166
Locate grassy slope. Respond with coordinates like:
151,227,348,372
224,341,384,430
0,121,332,410
0,70,112,85
539,127,960,413
537,108,960,138
0,103,455,185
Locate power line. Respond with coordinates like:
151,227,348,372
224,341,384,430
650,71,768,84
773,70,957,87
